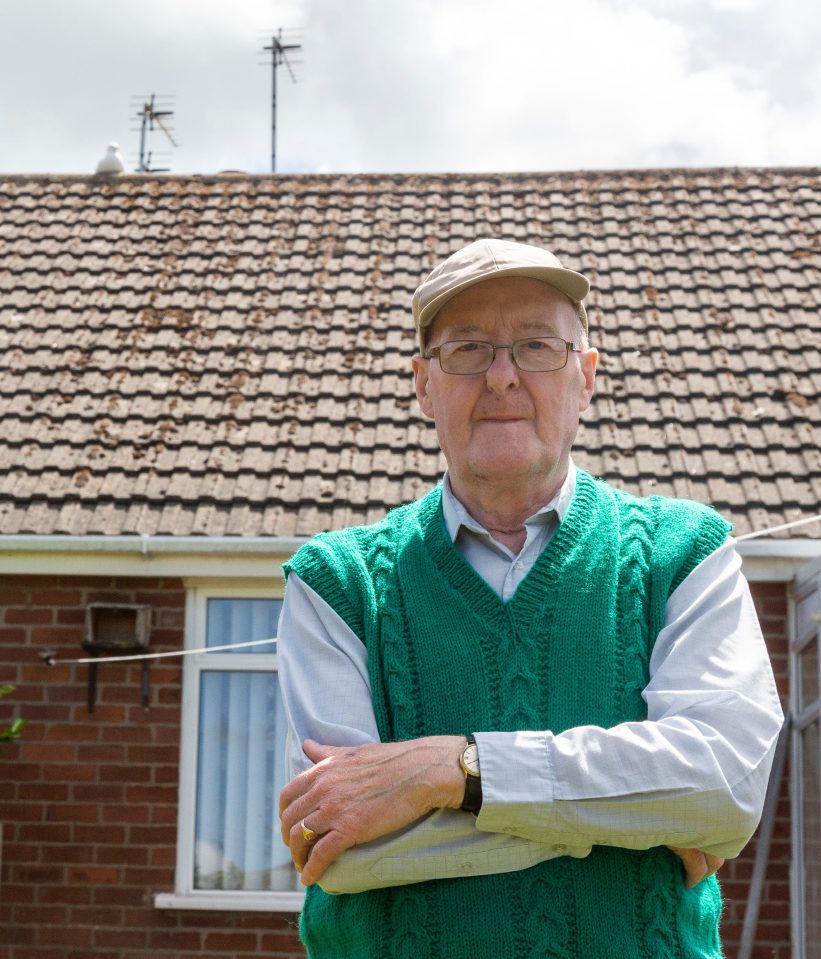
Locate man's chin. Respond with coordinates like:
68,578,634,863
466,451,554,484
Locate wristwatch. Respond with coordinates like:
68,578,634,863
459,734,482,814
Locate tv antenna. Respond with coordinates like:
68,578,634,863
259,28,302,172
129,94,178,173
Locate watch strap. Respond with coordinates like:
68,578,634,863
460,734,483,815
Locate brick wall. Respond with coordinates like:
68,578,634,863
721,582,792,959
0,574,304,959
0,573,792,958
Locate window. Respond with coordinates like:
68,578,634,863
791,557,821,958
157,586,303,912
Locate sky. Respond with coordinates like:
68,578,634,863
1,0,819,176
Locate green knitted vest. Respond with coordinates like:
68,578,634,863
285,471,731,959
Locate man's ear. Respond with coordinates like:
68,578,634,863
578,347,598,413
412,355,434,419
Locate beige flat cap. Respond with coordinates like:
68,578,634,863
412,238,589,345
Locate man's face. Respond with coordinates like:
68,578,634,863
412,276,598,491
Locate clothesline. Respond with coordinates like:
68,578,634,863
42,510,820,667
42,637,277,667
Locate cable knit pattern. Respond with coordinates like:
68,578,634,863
284,472,731,959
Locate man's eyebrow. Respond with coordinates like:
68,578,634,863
442,320,563,338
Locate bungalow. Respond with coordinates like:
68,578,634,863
0,167,819,959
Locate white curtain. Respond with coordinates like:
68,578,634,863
194,599,297,891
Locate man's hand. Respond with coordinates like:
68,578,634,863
279,736,466,886
666,846,725,888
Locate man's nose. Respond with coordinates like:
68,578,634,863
484,345,519,393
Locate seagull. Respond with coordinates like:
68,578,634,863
95,143,125,175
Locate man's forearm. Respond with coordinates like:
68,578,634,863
279,735,467,886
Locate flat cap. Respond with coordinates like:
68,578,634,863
412,238,590,345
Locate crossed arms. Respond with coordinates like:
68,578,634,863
278,539,783,893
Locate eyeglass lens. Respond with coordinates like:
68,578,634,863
436,337,570,374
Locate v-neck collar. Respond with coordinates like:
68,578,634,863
417,470,601,637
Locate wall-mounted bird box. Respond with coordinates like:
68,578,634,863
82,603,152,712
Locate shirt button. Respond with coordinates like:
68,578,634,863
553,844,567,854
515,561,524,570
462,862,474,873
504,825,516,834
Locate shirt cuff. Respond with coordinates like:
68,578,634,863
473,730,557,835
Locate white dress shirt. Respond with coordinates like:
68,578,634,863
277,466,784,894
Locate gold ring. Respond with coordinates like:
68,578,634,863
300,820,318,843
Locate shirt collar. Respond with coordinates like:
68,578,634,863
441,461,577,544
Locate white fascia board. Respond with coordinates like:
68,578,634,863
0,535,309,579
737,538,821,582
1,534,818,582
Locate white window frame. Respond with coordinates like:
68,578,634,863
155,582,304,913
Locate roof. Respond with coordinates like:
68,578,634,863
0,169,819,539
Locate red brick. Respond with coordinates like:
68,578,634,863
149,846,176,866
102,803,150,824
127,784,177,804
13,950,65,959
12,904,68,925
97,845,148,866
150,803,177,825
204,931,260,950
128,824,177,845
38,884,91,905
74,823,126,844
45,802,100,823
71,906,123,926
126,744,179,764
31,625,83,644
17,823,71,843
0,883,36,904
123,866,173,885
42,761,97,782
0,626,27,643
28,588,83,606
0,587,30,605
40,843,94,864
3,801,45,822
73,704,126,722
102,723,153,744
147,929,205,950
93,926,148,947
4,608,52,624
100,762,152,785
0,925,37,945
56,607,87,625
46,723,99,742
76,743,125,762
37,925,93,947
66,864,120,884
13,864,65,884
94,886,146,906
21,742,76,762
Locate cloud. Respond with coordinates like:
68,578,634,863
0,0,818,174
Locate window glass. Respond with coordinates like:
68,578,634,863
206,598,281,654
799,634,819,714
194,670,297,892
192,596,297,894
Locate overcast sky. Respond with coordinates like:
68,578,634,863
1,0,819,176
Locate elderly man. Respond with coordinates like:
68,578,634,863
278,238,783,958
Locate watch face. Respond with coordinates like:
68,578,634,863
462,743,480,777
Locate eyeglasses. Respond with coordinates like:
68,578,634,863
425,337,580,375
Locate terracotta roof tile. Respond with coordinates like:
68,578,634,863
1,169,819,538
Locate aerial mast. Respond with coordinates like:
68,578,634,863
130,94,177,172
260,29,302,172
